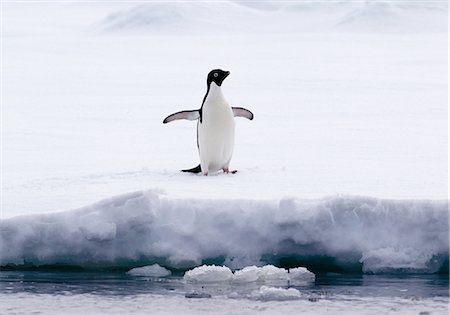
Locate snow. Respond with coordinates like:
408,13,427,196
97,1,448,34
2,1,448,220
0,292,447,315
127,264,171,277
1,2,448,314
1,191,447,274
79,213,117,242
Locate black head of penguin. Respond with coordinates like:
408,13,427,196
207,69,230,87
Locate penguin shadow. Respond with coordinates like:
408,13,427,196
180,169,238,177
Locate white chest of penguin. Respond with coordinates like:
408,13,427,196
198,82,235,173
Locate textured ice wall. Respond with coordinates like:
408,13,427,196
1,191,448,273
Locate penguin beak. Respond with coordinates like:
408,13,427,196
224,71,230,78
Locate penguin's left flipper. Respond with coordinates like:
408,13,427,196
232,107,254,120
163,110,200,124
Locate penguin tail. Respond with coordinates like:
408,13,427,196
181,164,202,173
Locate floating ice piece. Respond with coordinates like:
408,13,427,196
127,264,171,277
184,264,314,284
184,265,233,283
233,265,291,283
258,265,290,281
250,286,301,301
233,266,261,283
288,267,315,281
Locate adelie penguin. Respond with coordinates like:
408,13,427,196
163,69,254,176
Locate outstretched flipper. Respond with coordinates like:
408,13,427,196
163,110,200,124
232,107,254,120
181,164,202,173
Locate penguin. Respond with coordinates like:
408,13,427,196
163,69,253,175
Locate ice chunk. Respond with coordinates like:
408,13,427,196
250,286,301,301
184,265,313,284
184,265,233,283
289,267,315,282
258,265,289,281
233,266,260,283
233,265,290,283
127,264,171,277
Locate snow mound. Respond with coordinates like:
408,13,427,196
100,4,188,32
250,286,301,301
336,1,448,33
184,265,233,283
97,1,447,34
1,191,448,274
98,2,257,34
127,264,171,277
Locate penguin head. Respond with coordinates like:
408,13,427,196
207,69,230,87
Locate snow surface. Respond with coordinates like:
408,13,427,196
0,293,447,315
1,191,448,274
2,1,448,220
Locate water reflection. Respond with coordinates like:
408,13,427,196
0,271,448,299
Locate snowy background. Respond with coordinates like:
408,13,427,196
3,1,448,219
1,2,448,314
1,0,449,274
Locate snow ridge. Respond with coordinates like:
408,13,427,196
1,191,448,274
98,1,448,34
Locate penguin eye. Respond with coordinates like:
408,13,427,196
213,73,218,78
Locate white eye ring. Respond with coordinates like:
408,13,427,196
213,73,218,78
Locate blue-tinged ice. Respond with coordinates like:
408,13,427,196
1,191,448,274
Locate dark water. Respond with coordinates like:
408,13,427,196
0,271,448,300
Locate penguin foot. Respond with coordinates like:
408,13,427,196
223,168,237,174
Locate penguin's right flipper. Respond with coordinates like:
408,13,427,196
163,110,200,124
181,164,202,173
